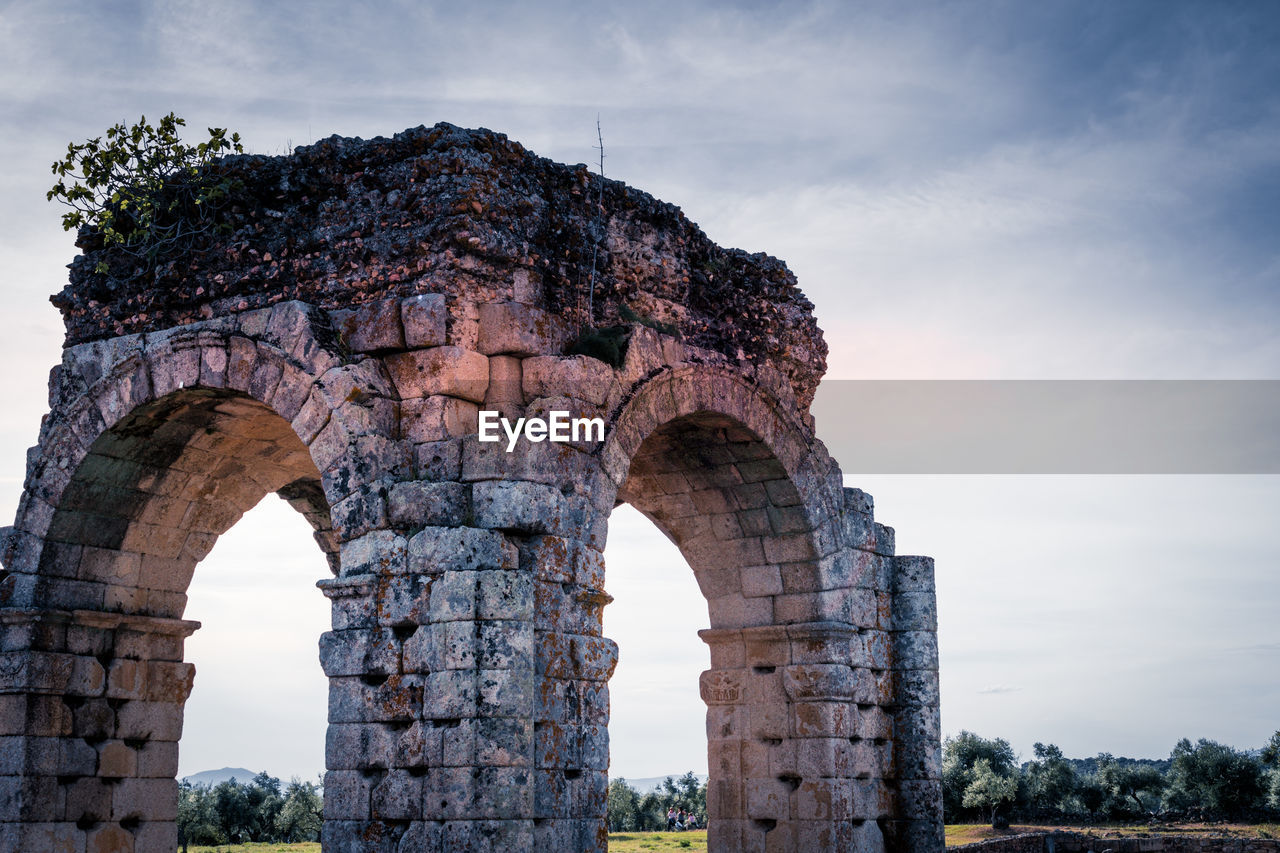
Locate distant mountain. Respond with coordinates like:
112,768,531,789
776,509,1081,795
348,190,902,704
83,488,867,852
182,767,259,787
613,774,708,794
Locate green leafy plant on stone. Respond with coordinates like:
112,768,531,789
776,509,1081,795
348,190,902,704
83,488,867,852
48,112,244,273
568,324,631,367
566,305,679,368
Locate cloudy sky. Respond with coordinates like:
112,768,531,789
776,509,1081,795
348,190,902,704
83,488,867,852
1,1,1277,782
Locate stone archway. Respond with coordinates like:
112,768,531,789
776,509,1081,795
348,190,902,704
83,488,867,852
593,364,939,852
0,308,357,852
1,123,942,852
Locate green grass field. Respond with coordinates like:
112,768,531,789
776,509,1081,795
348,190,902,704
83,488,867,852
181,833,709,852
607,831,707,852
945,822,1280,847
179,823,1280,851
183,845,320,853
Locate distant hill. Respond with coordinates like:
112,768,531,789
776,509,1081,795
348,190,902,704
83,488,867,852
183,767,259,787
613,774,708,793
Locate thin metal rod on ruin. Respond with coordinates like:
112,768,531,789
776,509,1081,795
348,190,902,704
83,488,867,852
587,116,605,327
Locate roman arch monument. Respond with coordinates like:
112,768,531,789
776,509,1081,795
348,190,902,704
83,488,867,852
0,124,942,852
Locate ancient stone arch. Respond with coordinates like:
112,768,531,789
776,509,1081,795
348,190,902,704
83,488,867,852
0,123,942,852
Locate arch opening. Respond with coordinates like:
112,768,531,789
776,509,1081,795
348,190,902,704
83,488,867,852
616,411,818,631
605,408,860,851
601,502,709,823
177,491,331,842
9,387,335,853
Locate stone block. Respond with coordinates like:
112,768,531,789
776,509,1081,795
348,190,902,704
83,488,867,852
422,669,477,719
893,668,940,708
895,704,942,746
791,701,855,739
327,673,421,724
778,660,860,701
336,298,405,352
856,705,893,742
476,570,534,621
471,480,570,535
843,487,875,516
430,766,475,819
427,570,477,622
707,593,772,628
892,554,934,593
486,354,523,406
772,589,849,624
892,630,939,671
475,619,534,670
135,820,178,853
477,666,535,717
415,439,463,482
401,293,447,348
372,769,422,820
322,820,396,853
112,777,177,821
86,824,135,853
475,716,533,767
330,481,389,535
396,820,443,853
402,396,480,443
897,778,942,820
518,535,575,584
409,525,516,574
579,723,609,770
572,635,618,682
339,530,408,576
745,777,790,821
115,700,184,742
874,523,896,556
762,532,821,564
385,347,489,402
536,720,578,769
461,432,591,486
476,302,573,356
137,739,179,778
387,480,470,528
326,722,393,771
794,778,851,821
433,620,477,670
65,776,111,822
319,628,399,677
144,660,195,703
863,629,890,669
324,769,375,821
894,732,942,781
7,821,79,853
521,355,614,406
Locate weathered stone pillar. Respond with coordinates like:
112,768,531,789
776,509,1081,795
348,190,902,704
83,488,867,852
888,555,944,851
0,609,196,852
695,480,911,853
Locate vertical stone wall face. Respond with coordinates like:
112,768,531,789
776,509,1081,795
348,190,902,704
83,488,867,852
0,125,941,852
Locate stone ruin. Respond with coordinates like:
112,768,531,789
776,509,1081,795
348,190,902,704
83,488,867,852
0,123,942,852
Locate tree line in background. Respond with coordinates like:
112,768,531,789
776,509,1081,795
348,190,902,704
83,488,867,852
180,770,703,842
607,772,708,832
945,730,1280,827
177,772,322,846
174,732,1280,842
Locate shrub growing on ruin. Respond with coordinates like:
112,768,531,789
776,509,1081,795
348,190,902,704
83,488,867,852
48,112,243,272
